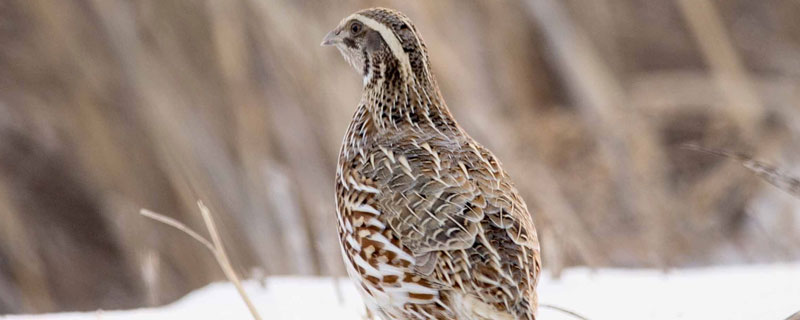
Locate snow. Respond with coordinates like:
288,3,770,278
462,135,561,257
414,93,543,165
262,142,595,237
3,263,799,320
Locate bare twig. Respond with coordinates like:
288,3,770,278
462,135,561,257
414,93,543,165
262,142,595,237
140,202,263,320
682,144,800,198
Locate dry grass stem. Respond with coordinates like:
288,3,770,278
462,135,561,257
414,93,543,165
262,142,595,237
139,203,263,320
682,144,800,199
139,209,215,252
677,0,764,135
196,201,263,320
539,303,591,320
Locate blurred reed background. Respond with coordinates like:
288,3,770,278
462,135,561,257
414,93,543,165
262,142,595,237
0,0,799,314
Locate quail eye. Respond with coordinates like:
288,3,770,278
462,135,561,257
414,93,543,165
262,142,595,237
350,22,362,34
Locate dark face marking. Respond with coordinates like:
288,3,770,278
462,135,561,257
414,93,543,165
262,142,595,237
365,30,385,53
343,37,357,49
342,20,368,50
362,49,370,76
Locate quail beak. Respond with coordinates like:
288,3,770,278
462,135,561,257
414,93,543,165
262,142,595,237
321,29,341,46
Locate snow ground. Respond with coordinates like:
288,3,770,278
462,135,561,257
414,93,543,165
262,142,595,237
3,263,799,320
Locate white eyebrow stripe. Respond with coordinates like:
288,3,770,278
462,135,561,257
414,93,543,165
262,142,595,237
341,13,413,79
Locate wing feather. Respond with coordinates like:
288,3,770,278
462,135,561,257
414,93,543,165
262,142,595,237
360,130,540,318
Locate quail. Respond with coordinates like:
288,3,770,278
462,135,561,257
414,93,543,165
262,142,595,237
323,8,541,320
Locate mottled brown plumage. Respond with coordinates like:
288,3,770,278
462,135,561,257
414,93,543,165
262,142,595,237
323,8,540,320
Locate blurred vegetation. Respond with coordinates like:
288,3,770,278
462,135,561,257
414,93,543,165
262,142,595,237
0,0,799,314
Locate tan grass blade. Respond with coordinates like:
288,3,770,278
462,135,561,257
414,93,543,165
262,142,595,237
140,203,263,320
